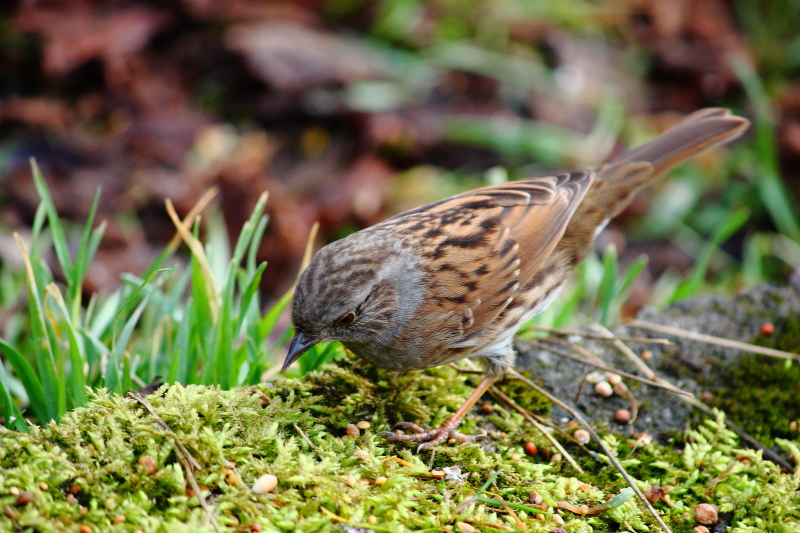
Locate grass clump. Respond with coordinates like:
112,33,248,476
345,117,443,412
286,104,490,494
0,160,341,432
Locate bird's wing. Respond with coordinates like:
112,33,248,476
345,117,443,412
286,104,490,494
380,171,593,356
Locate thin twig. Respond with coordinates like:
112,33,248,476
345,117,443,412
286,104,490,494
490,386,583,473
629,319,800,361
526,339,693,397
128,392,221,533
492,490,527,532
522,325,671,345
292,423,321,456
590,325,794,472
591,324,660,382
506,369,672,533
459,358,583,472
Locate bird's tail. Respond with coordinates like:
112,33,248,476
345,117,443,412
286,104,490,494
591,107,750,221
560,108,750,266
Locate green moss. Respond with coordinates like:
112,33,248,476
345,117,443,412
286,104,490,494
0,364,797,532
703,319,800,446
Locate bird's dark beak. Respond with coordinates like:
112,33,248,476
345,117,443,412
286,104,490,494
282,331,317,372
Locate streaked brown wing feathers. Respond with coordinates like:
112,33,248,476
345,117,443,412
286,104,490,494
383,171,594,353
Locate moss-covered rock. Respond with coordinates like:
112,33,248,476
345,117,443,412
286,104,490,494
516,281,800,445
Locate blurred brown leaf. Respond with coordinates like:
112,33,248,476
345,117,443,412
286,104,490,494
226,21,389,91
14,5,173,77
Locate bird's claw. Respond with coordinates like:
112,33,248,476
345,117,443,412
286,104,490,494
378,421,486,451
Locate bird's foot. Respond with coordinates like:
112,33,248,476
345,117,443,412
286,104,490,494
378,421,487,452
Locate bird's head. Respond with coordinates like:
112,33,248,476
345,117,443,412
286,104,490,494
282,233,414,371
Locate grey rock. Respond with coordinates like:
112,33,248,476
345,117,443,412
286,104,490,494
514,280,800,441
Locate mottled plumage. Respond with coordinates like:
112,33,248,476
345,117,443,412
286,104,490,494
285,108,750,449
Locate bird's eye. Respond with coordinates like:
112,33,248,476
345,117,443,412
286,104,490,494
335,312,356,327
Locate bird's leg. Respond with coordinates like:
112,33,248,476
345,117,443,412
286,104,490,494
378,375,496,451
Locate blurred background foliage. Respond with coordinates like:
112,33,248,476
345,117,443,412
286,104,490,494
0,0,800,413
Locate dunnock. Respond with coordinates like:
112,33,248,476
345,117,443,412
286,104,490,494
283,108,749,450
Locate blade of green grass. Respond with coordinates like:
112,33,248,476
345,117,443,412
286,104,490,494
670,208,749,303
732,55,800,242
0,339,47,427
30,159,75,289
15,233,63,422
70,191,106,322
107,270,165,393
45,284,88,408
598,244,618,324
0,361,28,432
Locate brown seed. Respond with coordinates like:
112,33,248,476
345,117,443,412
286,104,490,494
14,491,33,506
224,468,241,486
643,486,666,503
528,490,543,505
113,515,126,525
585,371,605,384
789,420,798,432
345,474,357,487
606,373,622,386
614,409,631,424
641,350,652,360
761,322,775,335
38,482,48,491
574,429,590,445
312,486,323,497
553,513,565,526
346,424,360,437
694,527,710,533
79,526,93,533
551,453,562,462
356,421,371,430
524,442,538,455
69,483,81,494
578,483,592,491
565,420,579,429
368,515,378,525
252,474,278,494
694,503,718,524
375,476,387,486
481,402,494,414
595,381,613,397
65,494,79,505
510,453,521,461
430,470,446,480
249,524,263,532
456,522,475,532
138,455,158,476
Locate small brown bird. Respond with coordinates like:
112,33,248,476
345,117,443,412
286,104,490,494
283,108,749,450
